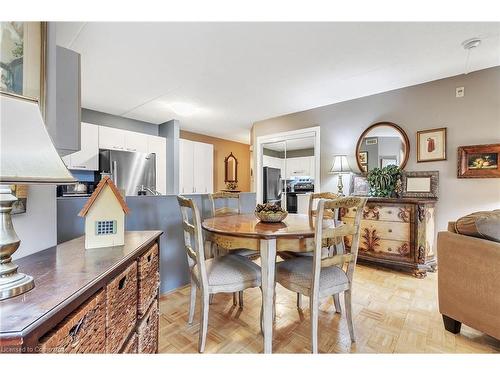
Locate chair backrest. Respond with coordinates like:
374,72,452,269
208,191,241,217
177,195,209,288
311,196,367,293
308,192,339,224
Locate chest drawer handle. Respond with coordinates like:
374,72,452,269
387,210,393,214
69,316,86,346
118,276,127,290
388,229,393,233
147,254,152,262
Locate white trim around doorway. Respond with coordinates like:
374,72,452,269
255,126,321,204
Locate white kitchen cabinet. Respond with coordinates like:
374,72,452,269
62,123,99,170
286,157,310,178
98,126,125,151
125,130,149,153
147,136,167,195
179,139,213,194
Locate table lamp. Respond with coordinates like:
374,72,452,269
0,92,76,300
329,155,352,196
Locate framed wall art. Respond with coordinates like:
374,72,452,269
417,127,447,162
358,151,368,172
0,21,47,113
457,143,500,178
401,171,439,199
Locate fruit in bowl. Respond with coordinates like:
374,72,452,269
255,203,288,223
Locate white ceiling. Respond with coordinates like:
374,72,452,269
56,22,500,144
264,137,315,152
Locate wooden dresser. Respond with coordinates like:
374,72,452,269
340,198,437,278
0,231,162,353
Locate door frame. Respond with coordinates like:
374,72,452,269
255,126,321,204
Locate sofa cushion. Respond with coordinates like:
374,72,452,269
455,210,500,243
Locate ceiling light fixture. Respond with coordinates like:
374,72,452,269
167,102,200,117
462,37,481,74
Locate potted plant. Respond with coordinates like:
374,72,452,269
366,165,402,197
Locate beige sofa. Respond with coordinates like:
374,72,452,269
437,222,500,340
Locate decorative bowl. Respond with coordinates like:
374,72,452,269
255,210,288,223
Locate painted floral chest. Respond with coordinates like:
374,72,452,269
340,198,437,278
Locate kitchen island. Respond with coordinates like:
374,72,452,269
57,193,257,294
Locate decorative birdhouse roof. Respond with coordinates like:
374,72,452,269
78,176,130,217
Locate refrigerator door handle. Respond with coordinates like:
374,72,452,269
112,160,118,185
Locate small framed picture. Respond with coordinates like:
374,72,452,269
349,175,370,196
380,156,397,168
401,171,439,199
458,144,500,178
417,127,447,162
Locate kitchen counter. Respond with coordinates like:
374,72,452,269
57,192,257,293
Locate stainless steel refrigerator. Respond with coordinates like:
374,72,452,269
263,166,282,206
99,150,156,196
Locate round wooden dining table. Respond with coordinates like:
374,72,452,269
202,213,316,354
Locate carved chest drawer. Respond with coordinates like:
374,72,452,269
340,198,436,277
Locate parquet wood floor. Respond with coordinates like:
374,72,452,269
158,264,500,353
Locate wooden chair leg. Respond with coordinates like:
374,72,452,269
344,290,355,343
188,278,196,324
198,292,210,353
259,287,264,335
442,315,462,334
310,295,319,353
296,293,302,309
238,291,244,307
273,283,277,323
233,292,237,306
333,293,342,314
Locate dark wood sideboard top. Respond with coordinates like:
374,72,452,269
0,230,162,346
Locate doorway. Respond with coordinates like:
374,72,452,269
256,127,320,207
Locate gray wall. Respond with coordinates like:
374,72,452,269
82,108,159,135
159,119,180,194
57,193,257,293
253,67,500,233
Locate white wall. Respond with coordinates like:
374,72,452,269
253,67,500,233
11,186,57,259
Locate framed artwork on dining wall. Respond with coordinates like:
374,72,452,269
0,21,47,114
457,143,500,178
417,127,447,162
1,21,46,214
358,151,368,172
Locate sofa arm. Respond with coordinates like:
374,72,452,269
437,230,500,340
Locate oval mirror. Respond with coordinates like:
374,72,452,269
224,152,238,183
355,122,410,173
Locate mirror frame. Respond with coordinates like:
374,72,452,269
224,152,238,183
355,121,410,174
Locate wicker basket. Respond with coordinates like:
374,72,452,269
106,262,138,353
121,333,138,354
39,290,106,354
137,243,160,318
137,300,159,354
255,210,288,223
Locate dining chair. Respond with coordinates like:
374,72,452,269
282,192,344,312
275,196,367,353
177,195,262,352
208,191,260,307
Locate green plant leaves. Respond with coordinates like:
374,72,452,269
366,165,402,197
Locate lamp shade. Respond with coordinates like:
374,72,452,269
329,155,352,174
0,93,75,184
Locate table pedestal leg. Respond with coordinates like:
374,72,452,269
260,238,277,354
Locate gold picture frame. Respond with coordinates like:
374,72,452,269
0,21,47,116
417,127,447,162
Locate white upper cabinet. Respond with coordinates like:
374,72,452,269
147,136,167,195
124,130,149,153
62,123,99,170
179,139,213,194
285,156,315,178
98,126,125,151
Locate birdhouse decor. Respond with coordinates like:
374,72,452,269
78,176,130,249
